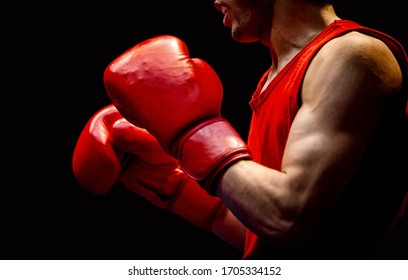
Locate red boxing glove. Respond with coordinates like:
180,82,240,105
104,35,252,193
72,104,224,230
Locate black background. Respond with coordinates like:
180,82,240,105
2,1,407,260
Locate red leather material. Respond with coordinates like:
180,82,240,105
103,35,223,152
104,35,252,194
73,104,223,229
175,118,252,193
72,105,123,194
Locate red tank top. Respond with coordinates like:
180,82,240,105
244,20,408,259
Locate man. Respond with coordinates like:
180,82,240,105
73,0,407,259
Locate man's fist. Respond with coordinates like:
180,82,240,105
104,35,252,193
72,104,224,229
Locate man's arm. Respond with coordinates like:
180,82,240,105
216,31,403,247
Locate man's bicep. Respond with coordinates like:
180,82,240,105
281,104,367,211
282,36,390,204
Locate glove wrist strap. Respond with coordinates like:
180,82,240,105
173,118,252,194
